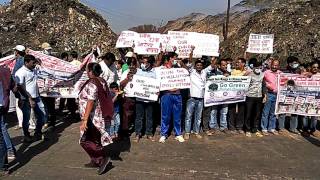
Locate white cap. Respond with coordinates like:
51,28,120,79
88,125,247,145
41,42,52,50
125,51,134,58
13,45,26,52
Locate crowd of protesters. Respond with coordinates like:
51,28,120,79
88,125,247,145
0,43,320,176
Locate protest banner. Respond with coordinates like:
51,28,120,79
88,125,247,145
134,33,161,55
193,33,220,57
156,68,191,91
160,34,174,52
168,31,201,58
126,75,160,101
204,76,251,107
116,30,139,48
246,33,274,54
275,73,320,116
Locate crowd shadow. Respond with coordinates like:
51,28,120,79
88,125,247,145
302,135,320,147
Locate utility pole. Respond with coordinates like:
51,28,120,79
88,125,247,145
224,0,231,41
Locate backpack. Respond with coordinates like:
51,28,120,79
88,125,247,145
80,77,114,124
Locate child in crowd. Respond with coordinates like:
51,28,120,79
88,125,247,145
109,82,122,140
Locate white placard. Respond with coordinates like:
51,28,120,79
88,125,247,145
134,33,161,55
116,31,139,48
246,33,274,54
126,75,160,101
168,31,201,58
156,68,191,91
160,34,174,52
193,33,220,57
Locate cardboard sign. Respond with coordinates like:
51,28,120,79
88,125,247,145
193,33,220,57
160,34,174,52
246,33,274,54
168,31,201,58
275,73,320,116
126,75,160,101
204,76,251,107
134,33,161,55
156,68,191,91
116,31,139,48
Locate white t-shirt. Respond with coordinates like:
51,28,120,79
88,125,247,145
15,66,39,98
189,68,206,98
99,61,118,86
120,69,134,98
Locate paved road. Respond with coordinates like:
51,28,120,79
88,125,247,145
3,113,320,180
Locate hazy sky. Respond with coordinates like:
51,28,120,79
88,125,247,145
0,0,242,32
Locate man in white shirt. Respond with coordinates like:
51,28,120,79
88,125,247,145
15,55,46,143
99,53,118,86
184,60,206,140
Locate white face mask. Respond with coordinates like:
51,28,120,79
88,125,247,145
254,68,262,74
227,64,232,73
291,63,299,69
141,63,148,70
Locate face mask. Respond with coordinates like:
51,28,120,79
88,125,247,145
141,63,148,70
254,68,262,74
291,63,299,69
227,64,232,73
173,60,178,65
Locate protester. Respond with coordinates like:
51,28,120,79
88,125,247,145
120,56,138,138
12,45,26,130
109,82,122,140
158,52,185,143
202,58,229,136
134,56,157,142
229,58,247,134
261,59,281,135
41,42,52,55
244,58,264,137
78,62,113,175
278,56,301,135
115,59,124,85
301,61,320,137
70,51,82,67
15,55,46,142
184,59,206,140
99,52,118,86
0,80,9,176
60,52,69,62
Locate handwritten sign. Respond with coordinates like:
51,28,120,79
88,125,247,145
204,76,251,107
126,75,160,101
193,33,220,57
156,68,191,91
168,31,201,58
246,33,274,54
116,31,139,48
160,34,174,52
134,33,161,55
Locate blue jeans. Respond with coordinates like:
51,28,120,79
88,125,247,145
1,116,15,153
303,117,318,132
0,114,8,171
210,105,228,130
261,93,277,131
185,98,203,134
135,101,154,136
278,114,298,131
21,97,45,137
160,94,182,137
109,113,120,136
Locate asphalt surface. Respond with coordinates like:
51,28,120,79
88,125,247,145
2,113,320,180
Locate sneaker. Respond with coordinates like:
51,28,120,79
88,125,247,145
7,151,16,160
205,131,213,136
230,130,238,135
311,130,320,137
255,131,263,137
97,156,111,175
269,130,279,135
0,169,10,177
184,133,190,140
159,136,166,143
133,135,140,143
245,132,252,137
194,133,202,139
237,130,245,135
146,135,155,142
289,129,299,135
262,131,269,136
175,135,185,143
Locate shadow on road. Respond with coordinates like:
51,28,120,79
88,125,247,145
303,136,320,147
